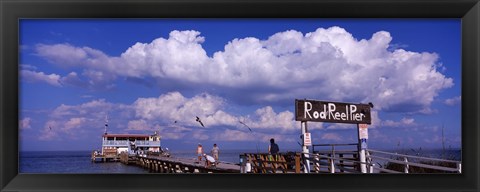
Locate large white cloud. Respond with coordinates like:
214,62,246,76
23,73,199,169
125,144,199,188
36,91,445,145
40,92,305,141
131,92,302,132
34,27,454,113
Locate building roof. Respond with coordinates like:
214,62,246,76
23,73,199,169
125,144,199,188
102,134,150,138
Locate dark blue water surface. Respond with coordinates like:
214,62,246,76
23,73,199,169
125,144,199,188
20,151,149,173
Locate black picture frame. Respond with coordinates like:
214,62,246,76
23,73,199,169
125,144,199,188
1,0,479,192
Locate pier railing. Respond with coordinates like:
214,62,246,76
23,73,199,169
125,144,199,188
366,149,462,173
102,140,160,146
135,140,160,146
240,148,461,174
102,140,128,146
308,143,361,173
303,152,362,173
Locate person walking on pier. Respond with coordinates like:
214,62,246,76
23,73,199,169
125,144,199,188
197,143,204,163
211,143,220,162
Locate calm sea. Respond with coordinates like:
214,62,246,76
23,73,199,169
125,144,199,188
20,151,148,173
19,148,461,173
19,149,251,173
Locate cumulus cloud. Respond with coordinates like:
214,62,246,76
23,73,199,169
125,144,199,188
60,72,87,88
33,27,453,113
132,92,302,132
239,106,296,132
212,129,296,143
444,96,461,106
20,70,62,87
20,64,37,70
127,119,151,131
36,90,452,145
40,92,303,141
19,117,32,130
20,68,114,90
50,99,120,118
382,117,416,127
63,117,86,133
39,120,60,141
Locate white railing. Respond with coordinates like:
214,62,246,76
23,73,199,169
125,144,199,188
366,149,461,173
103,140,129,146
300,148,461,174
135,140,160,146
304,152,364,173
102,140,160,147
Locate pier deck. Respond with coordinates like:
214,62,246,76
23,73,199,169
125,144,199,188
133,155,241,173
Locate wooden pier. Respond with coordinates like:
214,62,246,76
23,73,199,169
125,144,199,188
91,149,119,162
127,155,241,173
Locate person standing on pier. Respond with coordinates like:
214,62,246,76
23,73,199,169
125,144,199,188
268,138,279,161
197,143,204,163
211,143,220,162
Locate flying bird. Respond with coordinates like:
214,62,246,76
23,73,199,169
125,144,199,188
196,116,205,127
174,120,177,124
239,121,252,132
49,126,52,131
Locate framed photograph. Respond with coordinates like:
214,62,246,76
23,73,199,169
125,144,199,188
1,0,479,191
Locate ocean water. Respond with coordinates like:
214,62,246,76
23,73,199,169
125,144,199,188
19,148,461,173
20,151,149,173
19,149,251,173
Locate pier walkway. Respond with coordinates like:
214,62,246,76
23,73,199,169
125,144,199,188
126,155,241,173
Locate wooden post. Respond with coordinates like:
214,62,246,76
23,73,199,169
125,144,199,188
295,153,301,173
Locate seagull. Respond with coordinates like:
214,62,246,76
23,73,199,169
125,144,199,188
239,121,252,132
49,126,52,131
196,116,205,127
174,120,177,124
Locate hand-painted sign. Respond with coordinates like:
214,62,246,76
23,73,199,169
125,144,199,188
303,133,312,146
359,124,368,139
295,99,372,124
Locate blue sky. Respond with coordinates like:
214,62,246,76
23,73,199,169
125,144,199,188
19,19,461,152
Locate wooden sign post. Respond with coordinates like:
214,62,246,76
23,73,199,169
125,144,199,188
358,123,369,173
301,121,310,173
295,99,372,173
